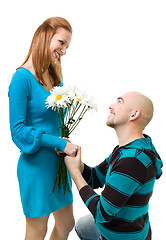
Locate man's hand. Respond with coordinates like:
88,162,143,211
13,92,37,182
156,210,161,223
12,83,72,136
55,137,78,156
64,146,83,177
64,146,87,191
63,141,78,157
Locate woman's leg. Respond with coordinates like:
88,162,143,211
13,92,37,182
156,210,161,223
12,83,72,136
75,214,102,240
25,215,49,240
50,204,75,240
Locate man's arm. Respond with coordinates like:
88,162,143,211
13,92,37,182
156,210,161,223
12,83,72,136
65,147,101,216
71,171,88,191
65,148,147,222
64,147,88,190
65,146,108,190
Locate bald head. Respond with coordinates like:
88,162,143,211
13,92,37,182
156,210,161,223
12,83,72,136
122,91,154,128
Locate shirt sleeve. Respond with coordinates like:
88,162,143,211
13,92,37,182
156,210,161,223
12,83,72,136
79,157,147,222
82,157,109,189
8,71,67,154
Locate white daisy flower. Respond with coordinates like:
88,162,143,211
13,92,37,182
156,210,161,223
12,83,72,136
70,86,88,106
84,96,98,111
45,84,98,195
46,86,71,110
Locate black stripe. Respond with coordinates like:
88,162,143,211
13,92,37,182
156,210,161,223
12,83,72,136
109,148,121,167
92,167,104,189
82,164,92,183
88,196,100,217
112,157,146,185
79,185,97,204
101,236,107,240
97,159,108,176
82,161,108,189
101,213,148,233
79,185,100,218
145,224,151,240
92,159,109,188
102,184,129,208
146,163,156,181
126,192,152,206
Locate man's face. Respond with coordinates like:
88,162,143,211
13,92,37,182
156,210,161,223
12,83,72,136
106,93,134,129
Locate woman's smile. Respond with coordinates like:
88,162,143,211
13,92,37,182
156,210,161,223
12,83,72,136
54,50,60,59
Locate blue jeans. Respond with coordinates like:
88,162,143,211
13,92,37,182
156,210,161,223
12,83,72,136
75,214,102,240
75,214,151,240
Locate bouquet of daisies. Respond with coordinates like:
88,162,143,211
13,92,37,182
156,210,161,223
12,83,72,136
46,85,97,194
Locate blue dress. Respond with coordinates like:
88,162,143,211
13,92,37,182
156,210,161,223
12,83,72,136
8,67,73,217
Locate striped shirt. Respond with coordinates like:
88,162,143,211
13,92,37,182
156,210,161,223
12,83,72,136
79,136,163,240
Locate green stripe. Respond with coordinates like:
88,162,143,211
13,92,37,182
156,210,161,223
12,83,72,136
116,204,149,221
107,182,131,197
85,194,98,208
137,177,155,194
107,172,141,196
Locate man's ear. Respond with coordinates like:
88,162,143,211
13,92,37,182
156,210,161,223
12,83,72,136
130,109,141,121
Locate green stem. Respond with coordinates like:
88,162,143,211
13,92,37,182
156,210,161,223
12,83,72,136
65,105,71,126
66,102,82,128
53,108,70,195
53,103,90,195
69,105,88,134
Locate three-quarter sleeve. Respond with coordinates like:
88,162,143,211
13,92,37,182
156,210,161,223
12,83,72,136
8,71,67,154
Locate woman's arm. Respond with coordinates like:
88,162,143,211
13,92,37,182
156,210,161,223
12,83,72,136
8,71,70,154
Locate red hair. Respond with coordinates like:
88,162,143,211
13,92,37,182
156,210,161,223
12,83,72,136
20,17,72,86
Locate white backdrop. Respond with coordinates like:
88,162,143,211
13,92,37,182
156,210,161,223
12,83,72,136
1,0,165,239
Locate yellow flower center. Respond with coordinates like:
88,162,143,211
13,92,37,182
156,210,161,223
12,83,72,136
56,95,63,100
77,98,82,101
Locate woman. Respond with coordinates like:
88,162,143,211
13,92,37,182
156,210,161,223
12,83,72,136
9,17,77,240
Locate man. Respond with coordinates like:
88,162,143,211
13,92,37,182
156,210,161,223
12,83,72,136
65,91,163,240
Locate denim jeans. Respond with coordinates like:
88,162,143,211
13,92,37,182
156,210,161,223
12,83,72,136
75,214,102,240
75,214,151,240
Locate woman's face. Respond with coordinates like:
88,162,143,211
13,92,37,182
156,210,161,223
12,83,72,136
50,27,72,62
